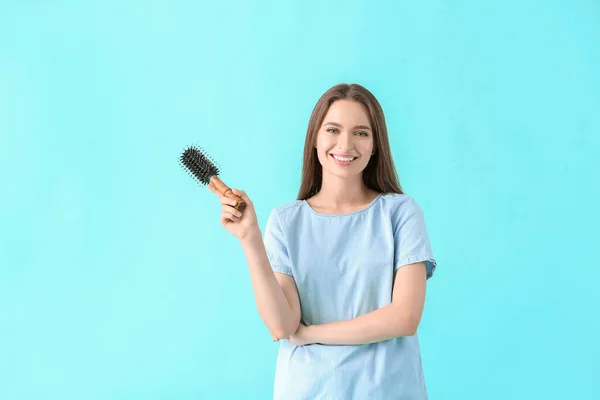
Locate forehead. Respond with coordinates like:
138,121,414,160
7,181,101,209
323,100,371,127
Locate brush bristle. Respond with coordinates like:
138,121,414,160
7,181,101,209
179,145,220,185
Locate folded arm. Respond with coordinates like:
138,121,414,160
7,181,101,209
293,262,427,346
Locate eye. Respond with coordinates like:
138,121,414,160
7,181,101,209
355,131,369,137
326,128,339,134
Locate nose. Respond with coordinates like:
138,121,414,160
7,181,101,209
336,130,354,151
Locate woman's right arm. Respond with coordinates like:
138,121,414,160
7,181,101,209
207,183,300,340
240,230,301,339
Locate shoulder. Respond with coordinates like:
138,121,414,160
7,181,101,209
379,192,421,211
270,199,304,217
376,193,427,226
267,199,304,228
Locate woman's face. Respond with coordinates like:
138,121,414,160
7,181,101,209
315,100,375,179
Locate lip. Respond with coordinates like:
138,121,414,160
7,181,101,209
330,153,358,166
330,153,357,158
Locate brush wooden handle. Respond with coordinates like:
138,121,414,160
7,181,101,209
209,175,247,212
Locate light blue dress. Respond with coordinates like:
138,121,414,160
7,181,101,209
262,192,438,400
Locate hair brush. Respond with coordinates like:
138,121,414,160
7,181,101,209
179,145,247,212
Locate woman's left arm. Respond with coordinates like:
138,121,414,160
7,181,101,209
289,262,427,346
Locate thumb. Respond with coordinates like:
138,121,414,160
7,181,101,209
231,188,248,201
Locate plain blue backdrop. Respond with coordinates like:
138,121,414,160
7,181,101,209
1,1,599,399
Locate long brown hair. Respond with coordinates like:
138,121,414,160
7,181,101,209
297,83,404,200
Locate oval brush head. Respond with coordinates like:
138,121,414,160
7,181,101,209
179,145,220,185
179,145,246,212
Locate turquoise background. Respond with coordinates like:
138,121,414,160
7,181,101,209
1,1,599,399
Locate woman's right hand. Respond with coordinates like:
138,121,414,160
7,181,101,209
207,183,260,241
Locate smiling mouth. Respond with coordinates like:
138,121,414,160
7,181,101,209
330,154,358,162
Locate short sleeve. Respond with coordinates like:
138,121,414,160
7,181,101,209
393,197,438,279
262,209,293,276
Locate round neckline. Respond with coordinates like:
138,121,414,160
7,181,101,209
302,193,383,217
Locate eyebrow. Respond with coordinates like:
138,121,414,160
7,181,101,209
323,121,372,131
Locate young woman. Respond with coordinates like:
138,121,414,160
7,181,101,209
208,83,438,399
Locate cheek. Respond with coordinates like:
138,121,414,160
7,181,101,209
316,135,333,152
314,137,328,160
360,140,374,155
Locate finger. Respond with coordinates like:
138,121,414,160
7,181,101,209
231,188,248,201
220,196,239,207
220,216,233,227
222,205,243,218
222,211,240,222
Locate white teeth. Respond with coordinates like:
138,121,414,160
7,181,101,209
333,155,355,162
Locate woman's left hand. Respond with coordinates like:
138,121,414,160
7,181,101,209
288,323,314,346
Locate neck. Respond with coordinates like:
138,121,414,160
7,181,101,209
317,172,372,206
